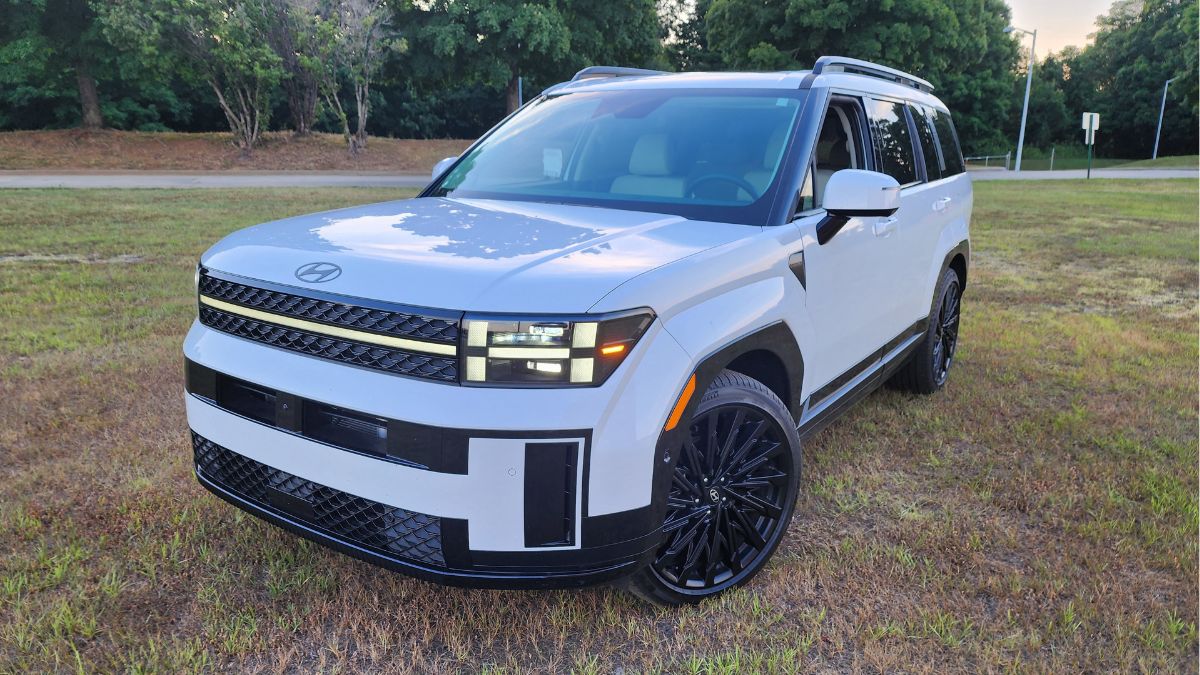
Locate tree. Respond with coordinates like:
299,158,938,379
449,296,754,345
404,0,571,114
658,0,724,72
336,0,400,152
1005,52,1072,151
403,0,663,116
563,0,666,74
265,0,321,135
1070,0,1198,157
101,0,284,152
700,0,1021,154
0,0,108,129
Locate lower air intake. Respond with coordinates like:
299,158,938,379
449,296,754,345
192,432,445,566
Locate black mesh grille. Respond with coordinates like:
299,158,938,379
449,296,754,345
199,306,459,382
200,274,459,344
194,432,445,566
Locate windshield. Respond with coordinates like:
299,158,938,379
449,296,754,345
428,89,806,225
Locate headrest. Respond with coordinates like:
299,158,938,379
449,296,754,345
628,134,673,176
826,140,851,166
817,119,851,167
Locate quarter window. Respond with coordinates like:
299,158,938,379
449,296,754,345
910,104,943,181
865,99,918,186
930,109,965,176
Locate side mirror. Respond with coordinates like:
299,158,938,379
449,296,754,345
817,169,901,245
432,156,458,181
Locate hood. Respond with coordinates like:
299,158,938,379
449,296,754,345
201,197,752,313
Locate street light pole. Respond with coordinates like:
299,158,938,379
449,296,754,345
1152,77,1176,160
1006,26,1037,172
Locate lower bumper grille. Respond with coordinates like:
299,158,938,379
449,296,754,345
192,432,445,567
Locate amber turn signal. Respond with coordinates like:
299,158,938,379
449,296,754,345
663,374,697,432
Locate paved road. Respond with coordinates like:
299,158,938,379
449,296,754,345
0,168,1194,188
968,168,1197,181
0,171,432,189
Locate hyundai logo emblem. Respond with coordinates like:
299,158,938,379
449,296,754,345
709,488,720,503
295,262,342,283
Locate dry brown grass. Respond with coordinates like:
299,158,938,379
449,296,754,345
0,130,472,172
0,181,1196,673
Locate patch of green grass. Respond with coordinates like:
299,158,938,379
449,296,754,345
0,182,1195,672
1117,155,1199,169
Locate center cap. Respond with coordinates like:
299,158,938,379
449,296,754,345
708,487,721,503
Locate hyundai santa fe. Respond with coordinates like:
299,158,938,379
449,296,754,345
184,56,973,604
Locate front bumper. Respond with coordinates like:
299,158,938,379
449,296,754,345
183,316,694,587
191,430,650,588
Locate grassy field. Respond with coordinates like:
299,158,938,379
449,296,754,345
0,181,1196,672
965,155,1199,172
0,130,471,172
1118,155,1200,169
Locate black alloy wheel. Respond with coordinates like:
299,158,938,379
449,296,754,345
932,276,961,385
625,371,801,604
889,267,964,395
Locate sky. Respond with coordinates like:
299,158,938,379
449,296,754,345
1007,0,1116,55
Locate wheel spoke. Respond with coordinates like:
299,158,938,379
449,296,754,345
715,409,746,469
666,495,697,510
725,441,781,481
720,508,743,572
672,466,701,498
683,435,705,480
716,419,767,480
729,504,767,550
728,489,783,519
704,513,722,586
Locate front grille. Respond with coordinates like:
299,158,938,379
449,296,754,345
193,432,445,566
199,306,459,382
199,273,459,343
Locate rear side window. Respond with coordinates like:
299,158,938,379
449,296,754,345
930,109,965,176
865,99,917,185
910,104,943,181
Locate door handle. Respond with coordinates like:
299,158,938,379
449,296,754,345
873,217,898,237
933,197,951,212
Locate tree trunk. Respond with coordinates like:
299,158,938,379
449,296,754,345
505,74,520,115
351,82,369,155
284,74,319,136
75,63,104,130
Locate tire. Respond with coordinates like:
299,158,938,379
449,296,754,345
623,370,802,605
889,267,962,395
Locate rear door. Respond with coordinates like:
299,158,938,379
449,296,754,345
903,103,973,317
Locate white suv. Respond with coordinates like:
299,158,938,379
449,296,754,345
184,56,972,604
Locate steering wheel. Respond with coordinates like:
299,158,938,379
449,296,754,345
686,173,761,202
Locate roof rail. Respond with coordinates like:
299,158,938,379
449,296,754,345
571,66,667,82
811,56,934,93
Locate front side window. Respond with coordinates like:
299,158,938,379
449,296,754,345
430,89,806,225
812,100,868,207
865,99,918,186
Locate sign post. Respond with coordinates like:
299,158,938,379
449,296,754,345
1081,112,1100,179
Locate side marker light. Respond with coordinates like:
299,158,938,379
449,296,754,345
664,374,697,432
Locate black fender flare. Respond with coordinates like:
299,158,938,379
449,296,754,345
941,239,970,289
619,323,805,563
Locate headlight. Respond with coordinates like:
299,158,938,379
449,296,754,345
462,309,654,387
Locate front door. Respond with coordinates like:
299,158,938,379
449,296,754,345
792,95,904,398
